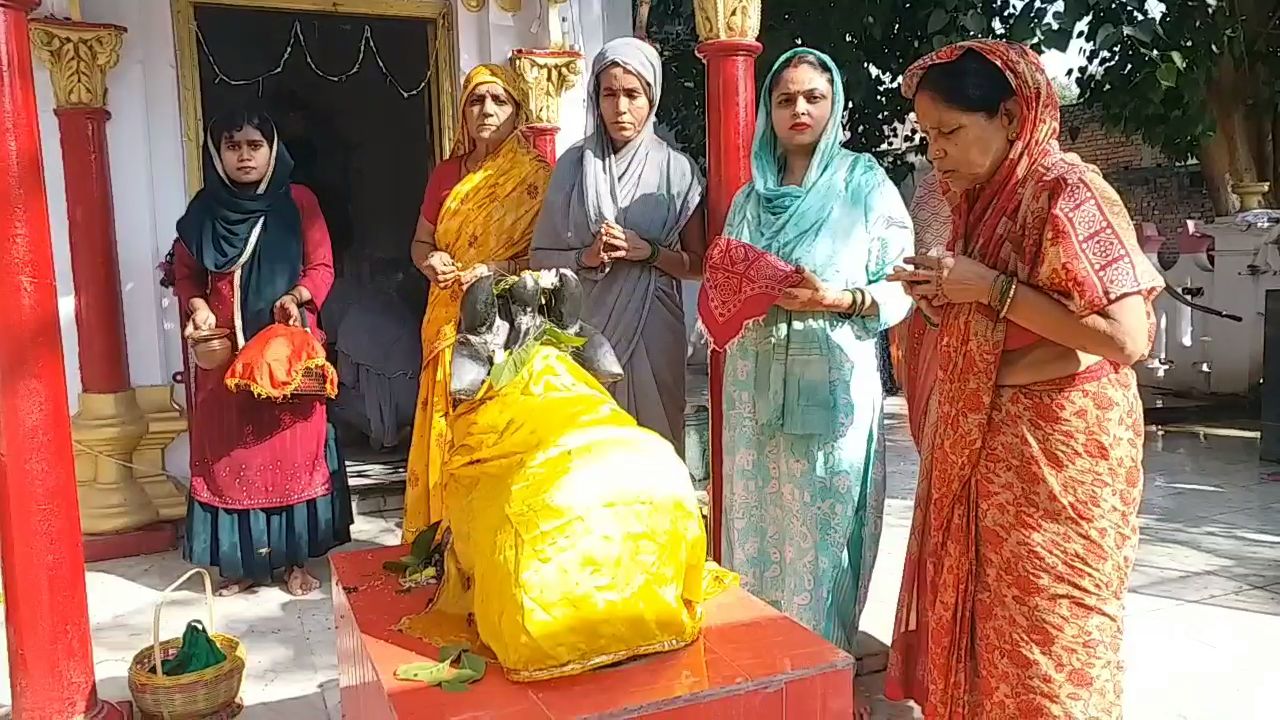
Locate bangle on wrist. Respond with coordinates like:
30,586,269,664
575,248,591,269
836,288,868,320
644,241,661,265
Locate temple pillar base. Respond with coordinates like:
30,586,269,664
132,384,188,521
72,389,160,535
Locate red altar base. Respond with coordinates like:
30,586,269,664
82,520,182,563
333,546,855,719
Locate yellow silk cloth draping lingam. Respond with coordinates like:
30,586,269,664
398,345,737,682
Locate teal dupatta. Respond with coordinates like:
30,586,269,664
723,48,911,437
717,48,914,652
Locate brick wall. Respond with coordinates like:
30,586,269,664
1058,104,1215,237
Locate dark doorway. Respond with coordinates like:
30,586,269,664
195,5,431,459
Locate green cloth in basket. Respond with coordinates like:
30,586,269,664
159,620,227,675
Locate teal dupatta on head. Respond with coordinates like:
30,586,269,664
722,48,913,436
716,48,912,653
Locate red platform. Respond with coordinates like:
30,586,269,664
332,546,855,719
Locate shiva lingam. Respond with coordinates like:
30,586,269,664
452,269,623,401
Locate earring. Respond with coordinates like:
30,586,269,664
1007,130,1018,140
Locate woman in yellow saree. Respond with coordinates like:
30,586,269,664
404,65,552,542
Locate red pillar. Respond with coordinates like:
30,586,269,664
510,48,583,167
698,38,761,563
57,104,130,392
521,123,560,164
0,2,124,718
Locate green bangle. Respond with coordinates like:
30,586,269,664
644,241,661,265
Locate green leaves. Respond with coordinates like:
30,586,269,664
1156,63,1179,88
927,8,949,34
395,645,488,692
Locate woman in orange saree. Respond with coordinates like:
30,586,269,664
403,65,552,541
884,41,1164,719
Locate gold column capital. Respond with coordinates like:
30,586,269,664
694,0,761,43
461,0,524,11
29,18,126,109
510,49,584,126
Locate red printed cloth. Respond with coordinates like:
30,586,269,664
697,235,805,351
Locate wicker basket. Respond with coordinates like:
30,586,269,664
292,365,332,396
127,568,247,720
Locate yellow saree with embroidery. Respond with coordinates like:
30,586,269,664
403,66,552,542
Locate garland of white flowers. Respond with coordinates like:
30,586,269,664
195,19,436,99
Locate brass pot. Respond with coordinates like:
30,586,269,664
189,328,234,371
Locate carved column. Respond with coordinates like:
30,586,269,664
0,2,126,717
30,18,182,545
510,48,583,164
695,0,761,563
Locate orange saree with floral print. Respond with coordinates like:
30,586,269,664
885,41,1164,719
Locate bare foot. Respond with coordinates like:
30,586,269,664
285,566,321,596
855,693,872,720
215,579,255,597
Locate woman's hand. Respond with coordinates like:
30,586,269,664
888,254,999,306
183,303,217,338
900,276,944,325
593,222,631,264
776,268,849,312
458,262,493,290
618,228,653,262
273,293,303,327
421,250,459,287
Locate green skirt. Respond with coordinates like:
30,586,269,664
184,424,354,583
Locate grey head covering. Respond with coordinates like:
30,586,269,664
531,36,704,367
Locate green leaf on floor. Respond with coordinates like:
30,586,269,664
395,647,487,692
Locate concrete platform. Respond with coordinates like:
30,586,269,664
332,546,855,719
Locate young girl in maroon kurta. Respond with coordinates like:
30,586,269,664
169,108,352,596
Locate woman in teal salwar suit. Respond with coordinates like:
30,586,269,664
714,49,913,701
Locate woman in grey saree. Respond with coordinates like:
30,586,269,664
531,38,706,454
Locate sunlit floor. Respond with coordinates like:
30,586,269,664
1,398,1277,719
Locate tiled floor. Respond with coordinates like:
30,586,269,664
2,397,1278,719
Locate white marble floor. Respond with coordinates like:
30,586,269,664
2,397,1278,719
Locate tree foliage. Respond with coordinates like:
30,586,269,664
1020,0,1280,211
641,1,1280,211
645,0,1015,182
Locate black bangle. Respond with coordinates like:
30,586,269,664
836,289,866,320
574,248,589,269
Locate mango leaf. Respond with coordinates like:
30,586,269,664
408,522,441,563
382,559,413,573
488,330,545,389
439,644,470,660
440,681,470,693
459,651,488,682
543,324,586,349
395,658,456,684
1156,63,1179,88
